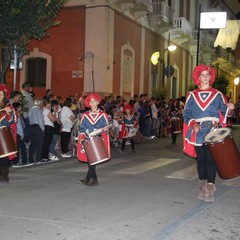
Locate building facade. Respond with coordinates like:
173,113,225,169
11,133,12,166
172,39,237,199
7,0,240,101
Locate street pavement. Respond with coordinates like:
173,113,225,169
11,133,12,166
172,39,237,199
0,127,240,240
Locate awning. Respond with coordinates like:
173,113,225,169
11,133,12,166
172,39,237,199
214,20,240,50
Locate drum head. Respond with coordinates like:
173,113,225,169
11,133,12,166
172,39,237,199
128,128,137,137
204,128,231,143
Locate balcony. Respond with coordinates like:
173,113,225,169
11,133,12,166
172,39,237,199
112,0,153,19
171,17,192,37
148,1,175,32
169,17,193,45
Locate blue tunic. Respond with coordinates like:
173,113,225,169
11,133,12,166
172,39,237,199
80,109,109,134
183,87,228,145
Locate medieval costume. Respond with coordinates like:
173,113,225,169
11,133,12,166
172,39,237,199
168,99,182,145
77,93,110,186
183,64,234,202
0,84,17,182
119,105,137,153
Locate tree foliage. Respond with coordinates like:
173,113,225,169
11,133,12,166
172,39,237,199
152,85,168,99
212,75,229,95
0,0,67,81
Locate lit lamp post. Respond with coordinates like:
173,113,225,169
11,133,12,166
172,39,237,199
151,45,177,87
234,77,239,103
163,45,177,87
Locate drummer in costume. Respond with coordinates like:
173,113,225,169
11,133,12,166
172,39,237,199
119,104,137,153
0,84,17,182
77,93,110,186
168,99,182,145
183,64,234,202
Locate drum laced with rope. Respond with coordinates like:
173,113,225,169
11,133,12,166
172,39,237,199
72,118,81,156
77,124,111,165
171,118,183,134
0,127,17,158
204,127,240,179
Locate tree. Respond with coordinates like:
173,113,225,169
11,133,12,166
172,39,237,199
0,0,67,82
152,85,168,99
212,76,229,95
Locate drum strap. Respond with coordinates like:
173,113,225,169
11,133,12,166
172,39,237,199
198,122,216,127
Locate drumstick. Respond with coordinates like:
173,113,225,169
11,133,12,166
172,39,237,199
223,107,229,124
88,124,112,137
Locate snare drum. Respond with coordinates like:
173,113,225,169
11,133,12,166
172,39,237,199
0,127,17,158
82,136,110,165
127,128,137,138
204,128,240,179
171,119,182,134
131,130,143,144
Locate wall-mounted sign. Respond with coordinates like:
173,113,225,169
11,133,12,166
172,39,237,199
200,12,227,29
72,70,83,78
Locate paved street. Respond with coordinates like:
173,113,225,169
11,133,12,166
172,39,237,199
0,127,240,240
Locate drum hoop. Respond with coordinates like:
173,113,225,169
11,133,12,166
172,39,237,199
83,135,101,142
0,126,9,130
89,157,110,166
128,128,137,137
0,151,18,158
204,128,231,144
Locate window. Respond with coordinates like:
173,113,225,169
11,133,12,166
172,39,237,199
26,57,46,87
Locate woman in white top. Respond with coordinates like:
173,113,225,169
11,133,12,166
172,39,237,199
41,98,57,162
60,97,75,157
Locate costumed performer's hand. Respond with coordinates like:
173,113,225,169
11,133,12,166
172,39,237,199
78,133,86,142
227,103,235,110
193,123,201,133
4,106,12,114
103,126,109,133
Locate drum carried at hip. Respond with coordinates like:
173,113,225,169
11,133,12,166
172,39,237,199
127,127,143,144
82,136,110,166
0,127,17,158
204,128,240,179
77,124,111,166
171,119,182,134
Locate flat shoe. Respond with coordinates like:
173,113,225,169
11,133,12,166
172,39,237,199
78,178,89,185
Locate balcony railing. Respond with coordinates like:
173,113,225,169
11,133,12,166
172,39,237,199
172,17,192,36
148,1,175,28
113,0,153,12
152,1,174,22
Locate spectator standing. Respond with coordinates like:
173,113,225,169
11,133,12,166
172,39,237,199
21,82,34,145
12,103,31,167
150,97,159,137
104,95,114,111
49,100,62,158
28,99,45,164
9,91,22,105
60,97,75,157
41,98,58,162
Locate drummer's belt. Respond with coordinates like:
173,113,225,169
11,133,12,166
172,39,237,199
197,121,218,128
196,117,219,128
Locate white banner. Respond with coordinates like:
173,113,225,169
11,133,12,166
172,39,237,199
214,20,240,50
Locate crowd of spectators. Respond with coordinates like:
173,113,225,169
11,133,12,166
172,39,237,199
9,82,240,167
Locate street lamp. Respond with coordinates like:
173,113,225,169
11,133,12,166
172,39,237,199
162,45,177,87
234,77,239,103
151,51,160,66
151,45,177,65
151,45,177,87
